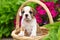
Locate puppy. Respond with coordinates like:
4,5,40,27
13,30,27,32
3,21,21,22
18,6,37,37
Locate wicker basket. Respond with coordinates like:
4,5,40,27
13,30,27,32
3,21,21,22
11,0,54,40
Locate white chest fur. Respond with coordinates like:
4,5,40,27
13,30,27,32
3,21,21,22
21,18,37,34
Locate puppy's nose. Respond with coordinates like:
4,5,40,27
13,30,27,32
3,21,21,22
25,14,28,18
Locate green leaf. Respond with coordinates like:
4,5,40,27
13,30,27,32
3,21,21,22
57,27,60,40
27,2,37,8
0,27,3,38
54,0,58,3
5,32,10,37
0,33,2,38
43,22,60,40
2,27,9,34
58,8,60,12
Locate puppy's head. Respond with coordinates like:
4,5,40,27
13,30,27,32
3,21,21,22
19,6,36,21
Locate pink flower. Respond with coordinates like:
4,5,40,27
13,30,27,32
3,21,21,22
35,2,58,24
36,6,46,15
38,9,46,15
36,5,42,11
50,10,58,18
45,2,55,8
35,13,43,24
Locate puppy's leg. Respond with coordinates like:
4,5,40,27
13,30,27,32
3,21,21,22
18,27,25,36
30,25,37,37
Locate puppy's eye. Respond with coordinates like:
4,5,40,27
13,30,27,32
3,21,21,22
21,11,25,14
29,11,32,14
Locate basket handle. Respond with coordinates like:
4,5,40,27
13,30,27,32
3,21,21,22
16,0,54,29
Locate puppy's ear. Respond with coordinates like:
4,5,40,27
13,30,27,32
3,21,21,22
31,8,37,16
19,10,21,16
19,6,26,16
19,8,23,16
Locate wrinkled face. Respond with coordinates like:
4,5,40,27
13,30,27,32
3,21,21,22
20,6,35,21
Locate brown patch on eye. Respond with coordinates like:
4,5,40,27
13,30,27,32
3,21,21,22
21,8,24,16
30,8,35,19
21,10,24,14
30,8,33,19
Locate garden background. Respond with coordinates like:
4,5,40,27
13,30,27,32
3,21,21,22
0,0,60,40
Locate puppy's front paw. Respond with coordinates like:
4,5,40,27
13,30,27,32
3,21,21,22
30,33,36,37
18,31,24,36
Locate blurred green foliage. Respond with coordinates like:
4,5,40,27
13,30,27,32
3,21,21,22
42,22,60,40
45,0,58,3
0,0,37,38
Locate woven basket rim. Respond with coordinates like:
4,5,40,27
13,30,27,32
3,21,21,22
11,27,49,40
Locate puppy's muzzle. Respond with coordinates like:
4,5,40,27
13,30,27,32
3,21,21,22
25,14,28,18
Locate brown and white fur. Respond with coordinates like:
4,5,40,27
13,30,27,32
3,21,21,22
18,6,37,37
